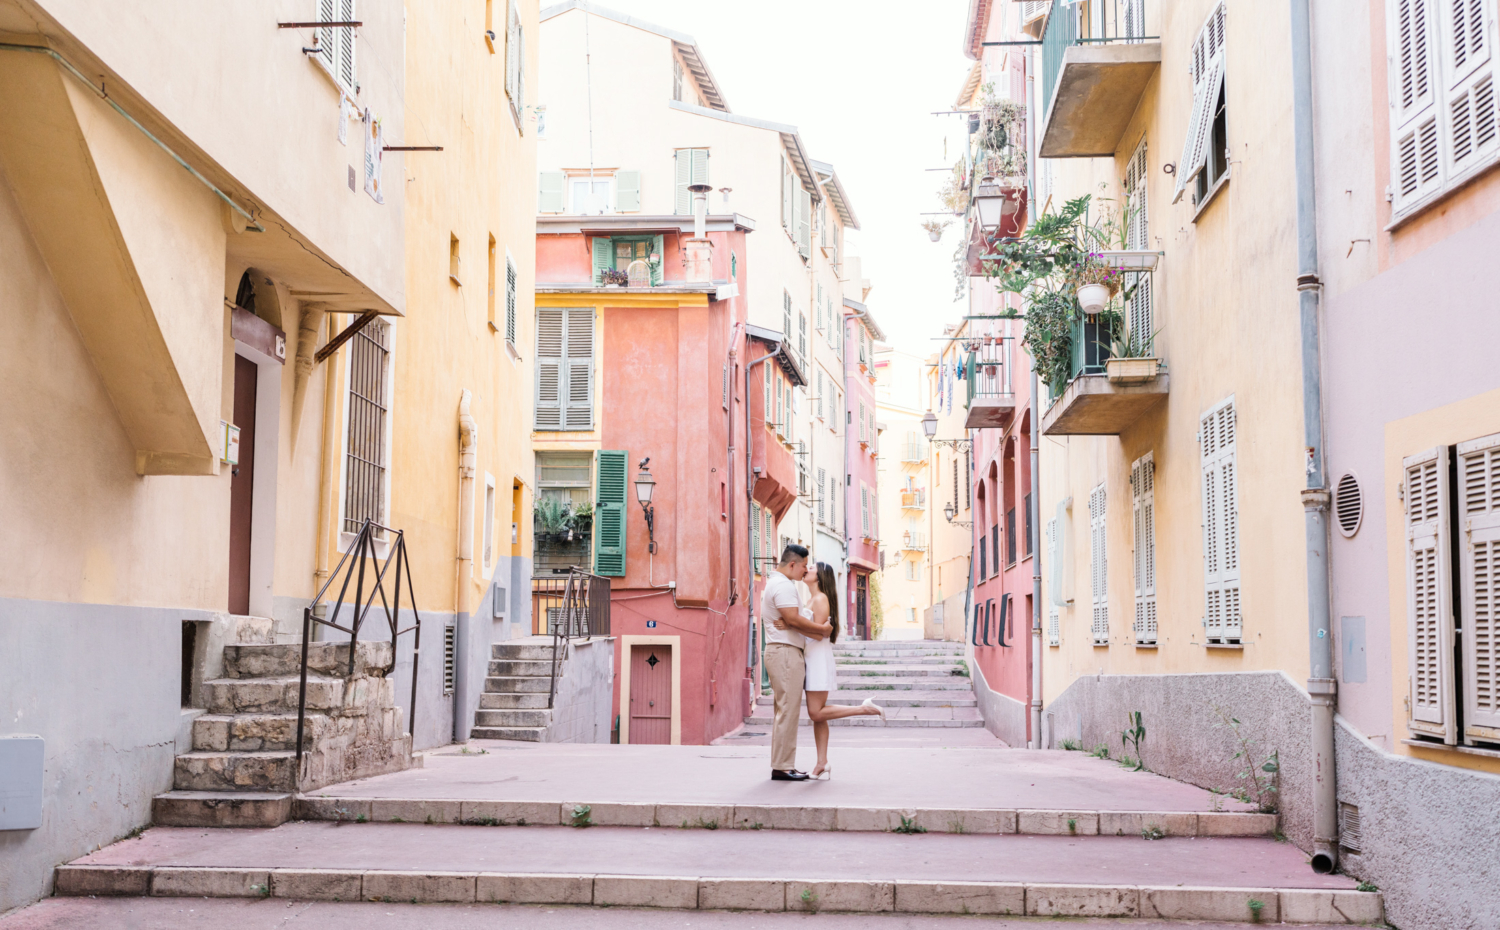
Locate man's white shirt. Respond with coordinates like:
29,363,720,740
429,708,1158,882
761,569,806,649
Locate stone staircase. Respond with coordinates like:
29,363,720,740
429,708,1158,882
747,639,983,728
471,636,558,742
152,619,412,828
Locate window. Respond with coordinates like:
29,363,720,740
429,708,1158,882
1007,508,1017,566
571,177,612,215
1123,139,1153,349
343,318,391,534
504,252,517,347
1201,398,1241,643
979,534,987,580
1089,483,1108,645
316,0,358,94
674,148,710,214
993,522,1001,576
781,158,795,231
858,401,867,443
592,235,663,286
1024,492,1034,558
449,234,462,285
535,308,594,431
731,250,737,279
673,57,684,102
483,475,497,569
1132,454,1158,645
1391,0,1499,217
817,468,827,524
860,484,871,537
798,311,807,363
815,370,823,420
1405,432,1500,748
905,559,921,582
783,291,793,350
504,0,525,127
1173,3,1227,206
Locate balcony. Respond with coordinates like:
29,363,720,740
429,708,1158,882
1040,302,1168,437
963,336,1017,430
900,442,926,464
1039,0,1161,158
901,489,927,511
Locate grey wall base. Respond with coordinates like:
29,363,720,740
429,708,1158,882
1334,718,1500,930
1044,671,1314,852
545,637,615,744
969,650,1028,747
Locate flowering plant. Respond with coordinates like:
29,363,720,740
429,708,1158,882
601,268,630,286
1070,252,1123,297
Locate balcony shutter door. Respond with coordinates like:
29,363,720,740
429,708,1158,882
799,311,807,362
797,189,811,257
1405,445,1456,740
319,0,336,71
564,309,594,430
1173,6,1226,203
763,367,772,426
815,371,823,419
1201,399,1240,642
594,450,628,577
1090,484,1108,644
817,468,826,524
535,310,564,429
858,401,866,442
674,150,692,215
751,503,761,572
1459,432,1500,737
615,170,641,212
691,148,710,188
338,0,357,90
783,292,793,345
650,234,665,285
781,160,793,229
1132,454,1157,645
1391,0,1444,209
539,171,565,213
591,236,612,284
1442,0,1497,176
861,486,870,536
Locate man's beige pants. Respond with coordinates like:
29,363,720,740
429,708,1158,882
764,643,805,772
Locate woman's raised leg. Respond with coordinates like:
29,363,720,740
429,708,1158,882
807,691,831,777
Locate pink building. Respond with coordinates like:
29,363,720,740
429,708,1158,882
842,297,883,638
533,213,800,744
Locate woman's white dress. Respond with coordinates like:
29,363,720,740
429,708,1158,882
801,606,839,692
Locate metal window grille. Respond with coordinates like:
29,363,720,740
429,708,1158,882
1024,493,1033,557
344,318,390,533
505,256,517,345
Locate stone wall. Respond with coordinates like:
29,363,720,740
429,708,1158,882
969,648,1028,747
546,637,615,744
1044,671,1314,852
1334,719,1500,930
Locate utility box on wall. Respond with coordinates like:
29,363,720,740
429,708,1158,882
0,735,44,829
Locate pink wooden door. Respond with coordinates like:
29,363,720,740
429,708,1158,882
629,645,672,744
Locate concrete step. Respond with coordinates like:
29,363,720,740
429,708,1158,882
834,643,963,654
488,659,555,677
837,656,965,665
475,708,553,728
470,725,547,742
191,713,333,752
478,692,552,710
151,790,292,828
833,677,974,691
223,641,392,679
483,676,553,694
56,821,1380,923
172,750,297,792
491,640,557,661
754,693,977,708
227,615,276,645
744,712,985,729
838,666,970,678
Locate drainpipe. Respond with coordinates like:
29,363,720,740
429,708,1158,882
1030,367,1042,748
725,322,744,606
455,390,478,741
1289,0,1337,874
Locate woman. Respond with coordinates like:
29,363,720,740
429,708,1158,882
800,560,884,779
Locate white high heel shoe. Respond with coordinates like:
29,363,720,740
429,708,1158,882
861,697,887,721
813,763,833,780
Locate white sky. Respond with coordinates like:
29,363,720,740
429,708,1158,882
584,0,976,351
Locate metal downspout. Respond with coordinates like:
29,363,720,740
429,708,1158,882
1026,44,1043,750
1289,0,1338,874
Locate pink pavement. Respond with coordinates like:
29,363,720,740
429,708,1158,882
0,897,1363,930
308,740,1259,814
71,822,1355,890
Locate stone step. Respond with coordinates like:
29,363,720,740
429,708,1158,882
172,750,298,792
478,692,552,710
743,713,985,729
491,641,557,661
488,659,556,677
202,674,397,716
838,666,970,678
470,725,547,742
834,642,963,652
475,708,553,728
191,713,333,752
151,790,292,828
837,656,964,665
754,693,977,708
227,615,276,645
483,676,553,694
832,678,975,691
223,641,393,680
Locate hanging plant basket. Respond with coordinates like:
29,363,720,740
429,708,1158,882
1076,283,1111,315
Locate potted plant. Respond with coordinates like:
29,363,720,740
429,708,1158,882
1104,322,1163,385
570,501,594,534
1071,252,1122,315
921,218,950,242
533,497,573,542
601,268,629,287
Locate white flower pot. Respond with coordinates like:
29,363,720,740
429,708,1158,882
928,229,942,242
1077,283,1110,315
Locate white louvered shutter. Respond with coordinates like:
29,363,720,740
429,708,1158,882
1046,518,1061,645
1132,455,1158,645
534,309,564,429
1124,140,1152,348
615,170,641,212
1090,484,1108,644
1174,4,1226,203
675,150,693,215
538,172,565,213
338,0,357,90
781,160,794,229
1443,0,1498,177
565,309,594,429
505,0,521,104
1201,398,1241,642
751,503,761,572
1459,433,1500,738
1406,445,1456,741
1391,0,1444,209
797,189,812,257
505,256,517,345
817,468,827,524
861,485,870,536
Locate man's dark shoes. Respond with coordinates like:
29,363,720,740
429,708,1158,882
771,769,810,781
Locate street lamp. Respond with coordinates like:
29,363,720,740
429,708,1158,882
921,410,938,440
921,410,971,452
635,458,657,554
973,176,1006,231
943,501,972,528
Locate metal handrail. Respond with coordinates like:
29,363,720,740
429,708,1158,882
542,568,611,709
295,518,421,779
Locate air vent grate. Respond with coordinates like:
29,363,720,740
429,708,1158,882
443,625,457,694
1339,801,1362,854
1336,472,1364,538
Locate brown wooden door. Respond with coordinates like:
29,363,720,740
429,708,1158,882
856,573,869,640
628,645,672,744
228,355,257,615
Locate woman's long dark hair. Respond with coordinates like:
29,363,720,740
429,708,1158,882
815,561,840,643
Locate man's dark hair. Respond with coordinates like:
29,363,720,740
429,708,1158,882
779,543,809,564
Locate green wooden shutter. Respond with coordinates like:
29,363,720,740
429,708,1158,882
539,171,564,213
591,236,612,285
965,350,976,408
650,234,664,285
616,170,641,211
674,151,692,214
595,450,628,576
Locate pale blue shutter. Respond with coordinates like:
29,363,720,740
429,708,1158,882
691,148,710,186
535,310,564,429
539,171,565,213
591,236,612,285
565,309,594,430
674,151,692,214
615,170,641,212
651,234,664,285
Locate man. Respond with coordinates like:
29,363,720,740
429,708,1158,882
762,543,826,781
